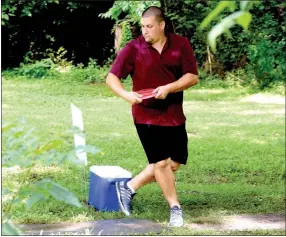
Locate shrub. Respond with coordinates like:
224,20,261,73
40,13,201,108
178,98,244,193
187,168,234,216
195,68,258,90
46,46,72,68
16,58,58,79
66,58,109,83
247,37,286,89
195,69,227,89
2,118,99,235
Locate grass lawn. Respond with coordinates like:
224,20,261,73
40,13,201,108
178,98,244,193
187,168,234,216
2,78,285,235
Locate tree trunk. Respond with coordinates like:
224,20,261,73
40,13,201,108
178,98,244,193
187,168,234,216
114,25,122,54
207,45,212,74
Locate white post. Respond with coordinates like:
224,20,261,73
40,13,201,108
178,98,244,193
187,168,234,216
71,103,87,165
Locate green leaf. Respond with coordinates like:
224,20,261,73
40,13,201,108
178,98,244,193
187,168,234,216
17,188,32,200
26,192,48,208
236,12,252,30
37,180,82,207
76,145,100,155
2,123,16,133
37,139,64,153
49,0,59,3
70,126,86,138
58,151,85,165
240,1,249,11
121,2,129,12
241,1,259,11
207,11,252,52
11,198,23,205
2,222,22,235
207,12,239,52
2,13,9,20
2,187,9,195
10,6,17,12
225,29,232,38
199,1,236,30
111,8,121,21
227,1,236,12
12,130,26,138
21,9,32,17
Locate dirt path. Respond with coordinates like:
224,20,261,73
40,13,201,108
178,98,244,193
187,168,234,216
21,213,285,235
186,213,285,232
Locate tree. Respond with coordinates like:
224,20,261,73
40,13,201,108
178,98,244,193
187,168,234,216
1,0,60,26
99,1,161,51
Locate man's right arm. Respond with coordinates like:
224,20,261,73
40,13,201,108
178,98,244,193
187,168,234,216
106,72,142,105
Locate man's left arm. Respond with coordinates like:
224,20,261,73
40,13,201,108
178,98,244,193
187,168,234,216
154,37,198,99
154,73,198,99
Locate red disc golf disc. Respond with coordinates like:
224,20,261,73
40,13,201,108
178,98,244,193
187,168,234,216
136,88,157,100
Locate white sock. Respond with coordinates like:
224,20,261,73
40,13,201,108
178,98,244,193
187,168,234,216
127,182,135,194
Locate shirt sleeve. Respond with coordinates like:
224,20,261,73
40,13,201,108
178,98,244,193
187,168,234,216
181,37,198,76
109,42,134,80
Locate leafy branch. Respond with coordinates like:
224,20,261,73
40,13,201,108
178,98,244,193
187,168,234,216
2,118,99,235
199,1,259,52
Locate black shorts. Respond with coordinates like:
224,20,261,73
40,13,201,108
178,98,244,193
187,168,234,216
135,123,188,164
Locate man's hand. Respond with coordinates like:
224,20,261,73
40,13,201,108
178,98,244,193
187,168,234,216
153,84,171,99
122,91,143,105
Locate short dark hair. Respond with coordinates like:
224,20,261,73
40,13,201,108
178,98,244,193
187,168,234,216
141,6,165,23
141,6,175,34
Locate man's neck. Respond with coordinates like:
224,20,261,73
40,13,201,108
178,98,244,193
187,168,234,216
152,35,167,47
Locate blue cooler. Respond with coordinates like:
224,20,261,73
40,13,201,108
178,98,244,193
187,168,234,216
88,165,132,211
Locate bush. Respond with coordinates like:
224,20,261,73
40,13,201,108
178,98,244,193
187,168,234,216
224,69,257,88
195,68,258,90
2,58,109,83
263,81,285,96
195,69,227,89
5,58,59,79
247,37,286,89
66,58,109,83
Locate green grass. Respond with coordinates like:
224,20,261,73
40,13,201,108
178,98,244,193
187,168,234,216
2,77,285,235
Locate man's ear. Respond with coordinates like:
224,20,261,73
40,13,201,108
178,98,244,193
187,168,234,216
160,20,166,31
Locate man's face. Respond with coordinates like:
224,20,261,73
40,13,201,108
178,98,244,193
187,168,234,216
140,15,165,43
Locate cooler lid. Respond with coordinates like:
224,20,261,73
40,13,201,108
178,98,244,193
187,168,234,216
90,165,132,178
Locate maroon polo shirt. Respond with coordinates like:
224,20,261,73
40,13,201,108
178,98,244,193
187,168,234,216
110,33,198,126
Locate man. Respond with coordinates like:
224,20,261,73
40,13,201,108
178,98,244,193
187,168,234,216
106,6,198,227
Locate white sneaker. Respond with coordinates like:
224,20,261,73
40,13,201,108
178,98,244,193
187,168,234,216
169,205,184,227
115,181,135,216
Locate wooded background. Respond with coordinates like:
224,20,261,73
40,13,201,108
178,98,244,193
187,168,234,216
2,0,285,88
